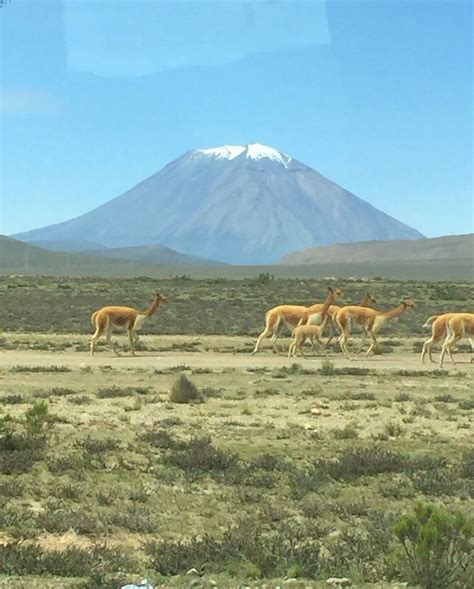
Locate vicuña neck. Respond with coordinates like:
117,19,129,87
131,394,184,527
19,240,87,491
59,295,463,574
321,290,335,316
143,298,160,317
381,303,406,319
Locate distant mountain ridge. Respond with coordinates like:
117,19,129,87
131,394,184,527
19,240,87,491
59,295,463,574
279,233,474,265
14,143,423,264
0,235,219,275
87,244,226,266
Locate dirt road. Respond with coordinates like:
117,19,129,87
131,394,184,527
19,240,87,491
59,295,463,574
0,348,472,373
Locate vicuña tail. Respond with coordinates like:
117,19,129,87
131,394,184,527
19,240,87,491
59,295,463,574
423,315,439,328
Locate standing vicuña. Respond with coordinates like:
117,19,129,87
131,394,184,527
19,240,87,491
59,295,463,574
337,300,416,359
90,292,167,356
439,313,474,367
252,286,344,355
421,314,452,363
304,291,377,349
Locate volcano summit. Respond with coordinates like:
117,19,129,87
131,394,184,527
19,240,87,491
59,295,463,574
15,143,423,264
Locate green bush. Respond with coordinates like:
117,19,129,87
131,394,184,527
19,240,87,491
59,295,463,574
317,446,407,481
0,402,52,474
393,502,473,588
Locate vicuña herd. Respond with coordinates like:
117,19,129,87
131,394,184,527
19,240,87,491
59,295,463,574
89,288,473,367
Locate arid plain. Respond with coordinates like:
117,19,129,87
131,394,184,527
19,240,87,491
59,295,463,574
0,275,472,588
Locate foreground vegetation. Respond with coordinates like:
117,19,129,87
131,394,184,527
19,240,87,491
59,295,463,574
0,336,472,587
0,276,472,587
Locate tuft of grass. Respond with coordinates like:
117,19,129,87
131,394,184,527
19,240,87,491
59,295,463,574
169,374,202,404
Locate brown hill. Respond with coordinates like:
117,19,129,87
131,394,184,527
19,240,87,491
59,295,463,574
279,234,473,265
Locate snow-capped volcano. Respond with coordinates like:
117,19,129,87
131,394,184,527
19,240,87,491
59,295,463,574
14,144,423,264
198,143,292,167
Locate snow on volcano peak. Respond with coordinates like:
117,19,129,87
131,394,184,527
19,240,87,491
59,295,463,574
245,143,292,166
198,145,245,160
198,143,291,166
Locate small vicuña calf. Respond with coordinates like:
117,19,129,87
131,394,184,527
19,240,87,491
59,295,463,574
288,286,339,358
288,322,328,358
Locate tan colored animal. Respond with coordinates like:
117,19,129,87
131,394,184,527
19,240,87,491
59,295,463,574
439,313,474,367
421,313,452,363
337,300,416,359
304,292,377,349
288,287,339,358
252,287,344,355
90,292,167,356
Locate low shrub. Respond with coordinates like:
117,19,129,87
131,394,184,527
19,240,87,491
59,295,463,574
0,541,136,578
146,517,323,578
332,422,360,439
0,394,26,405
78,435,121,454
138,428,182,450
0,402,52,474
162,435,238,473
11,365,71,373
461,449,474,480
97,386,148,398
317,446,408,481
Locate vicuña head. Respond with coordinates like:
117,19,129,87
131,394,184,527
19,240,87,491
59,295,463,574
401,300,416,309
365,292,377,306
328,286,344,300
155,292,168,304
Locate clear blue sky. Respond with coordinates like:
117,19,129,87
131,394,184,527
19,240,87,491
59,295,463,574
1,0,472,238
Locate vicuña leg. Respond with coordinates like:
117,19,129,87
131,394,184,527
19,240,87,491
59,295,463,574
105,320,121,356
270,318,283,354
338,329,351,359
128,328,137,356
252,316,279,355
324,322,337,349
365,332,379,356
421,336,436,363
90,318,106,356
440,333,462,367
356,330,369,355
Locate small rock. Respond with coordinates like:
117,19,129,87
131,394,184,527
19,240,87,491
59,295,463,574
283,579,299,585
186,568,200,576
208,581,218,587
310,408,321,416
326,578,352,587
